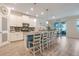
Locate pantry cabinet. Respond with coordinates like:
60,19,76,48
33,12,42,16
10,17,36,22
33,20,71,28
0,15,8,46
0,5,9,47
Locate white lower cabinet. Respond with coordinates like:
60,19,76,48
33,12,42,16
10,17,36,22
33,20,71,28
9,32,23,41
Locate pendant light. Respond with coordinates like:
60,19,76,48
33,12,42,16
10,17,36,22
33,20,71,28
46,8,49,25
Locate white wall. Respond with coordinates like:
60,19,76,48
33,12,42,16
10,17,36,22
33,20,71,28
67,19,79,39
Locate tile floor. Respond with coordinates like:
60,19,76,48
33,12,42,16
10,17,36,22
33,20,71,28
0,37,79,56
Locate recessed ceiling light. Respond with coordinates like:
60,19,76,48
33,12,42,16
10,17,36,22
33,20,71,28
26,12,29,14
34,19,37,22
11,7,14,10
36,14,38,17
7,7,11,10
41,12,44,15
30,8,34,11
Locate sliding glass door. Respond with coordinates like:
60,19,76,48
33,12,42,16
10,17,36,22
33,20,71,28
54,21,67,36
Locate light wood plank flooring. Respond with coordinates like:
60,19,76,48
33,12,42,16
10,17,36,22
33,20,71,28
0,37,79,56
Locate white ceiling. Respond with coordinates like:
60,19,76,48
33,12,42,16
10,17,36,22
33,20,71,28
1,3,79,20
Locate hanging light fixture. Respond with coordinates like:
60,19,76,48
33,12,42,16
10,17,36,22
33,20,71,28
46,8,49,20
34,3,38,18
30,3,37,11
45,8,50,27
